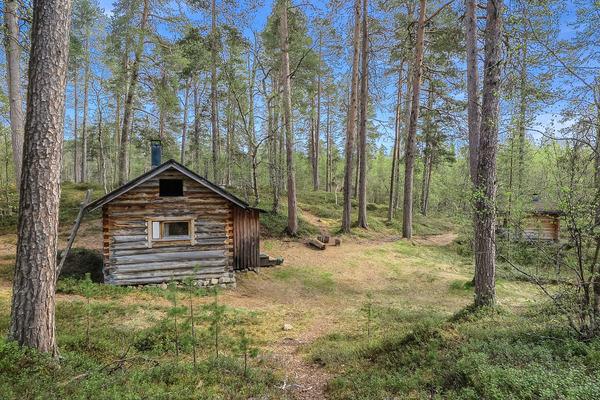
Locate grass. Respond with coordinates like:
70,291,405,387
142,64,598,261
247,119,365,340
296,190,457,237
308,305,600,399
2,185,598,399
0,283,288,399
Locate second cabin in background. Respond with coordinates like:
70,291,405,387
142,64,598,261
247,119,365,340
86,142,262,286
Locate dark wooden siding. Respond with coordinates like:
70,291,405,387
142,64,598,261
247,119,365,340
233,207,260,270
103,169,235,285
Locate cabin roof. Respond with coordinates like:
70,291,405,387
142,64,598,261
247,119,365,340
86,159,254,212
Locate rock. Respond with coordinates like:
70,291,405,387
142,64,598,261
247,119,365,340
210,278,219,285
159,282,168,290
282,323,293,331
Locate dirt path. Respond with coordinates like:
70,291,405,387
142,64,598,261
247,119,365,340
272,334,332,400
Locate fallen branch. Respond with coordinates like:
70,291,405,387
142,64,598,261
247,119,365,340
57,189,92,281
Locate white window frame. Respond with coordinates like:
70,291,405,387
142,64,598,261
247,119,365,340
146,216,196,247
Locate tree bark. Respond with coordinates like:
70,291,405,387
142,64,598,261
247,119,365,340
3,0,24,190
466,0,481,185
73,72,79,182
96,88,108,194
181,78,190,164
325,95,332,192
118,0,149,185
342,0,362,233
312,33,322,191
80,32,91,182
474,0,503,308
210,0,220,183
357,0,369,229
402,0,426,239
193,79,201,173
9,0,73,355
279,0,298,235
420,82,434,216
388,62,404,222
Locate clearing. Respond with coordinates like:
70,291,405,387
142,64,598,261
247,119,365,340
0,211,540,399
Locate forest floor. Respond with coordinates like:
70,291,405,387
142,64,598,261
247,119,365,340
0,209,538,399
1,187,598,399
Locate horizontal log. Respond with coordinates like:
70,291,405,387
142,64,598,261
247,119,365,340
113,242,228,257
307,239,326,250
111,249,226,265
111,260,228,274
112,235,147,243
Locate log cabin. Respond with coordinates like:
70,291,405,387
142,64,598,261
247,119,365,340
499,194,561,242
86,146,261,286
522,194,561,241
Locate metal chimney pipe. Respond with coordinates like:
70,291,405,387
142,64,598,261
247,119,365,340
151,140,162,167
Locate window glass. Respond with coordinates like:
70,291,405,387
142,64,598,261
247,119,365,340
164,221,189,238
152,221,160,239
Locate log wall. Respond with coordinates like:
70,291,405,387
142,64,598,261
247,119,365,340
523,215,560,241
233,207,260,270
103,170,237,285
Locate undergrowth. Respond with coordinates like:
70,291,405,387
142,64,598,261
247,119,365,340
308,304,600,399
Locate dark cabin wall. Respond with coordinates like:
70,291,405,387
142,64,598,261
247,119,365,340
102,169,235,285
233,207,260,270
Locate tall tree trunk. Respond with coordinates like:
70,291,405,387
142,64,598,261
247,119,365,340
193,79,201,173
312,33,322,191
181,78,190,164
474,0,503,308
9,0,73,355
225,91,233,186
279,0,298,235
73,73,79,182
516,33,528,198
3,0,24,190
388,62,405,222
357,0,369,229
342,0,362,233
310,86,318,191
113,93,121,187
80,33,91,182
466,0,481,184
210,0,220,183
268,78,281,213
118,0,149,185
97,91,108,194
325,95,332,192
420,82,434,216
395,58,413,212
402,0,426,239
248,54,259,205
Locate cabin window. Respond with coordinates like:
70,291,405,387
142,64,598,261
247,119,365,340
147,218,195,247
159,179,183,197
164,221,189,238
